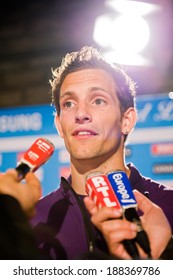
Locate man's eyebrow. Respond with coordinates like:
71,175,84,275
89,86,109,93
60,91,74,99
60,87,110,100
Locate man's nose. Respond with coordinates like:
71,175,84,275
75,105,92,124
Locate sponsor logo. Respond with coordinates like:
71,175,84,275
151,143,173,156
0,113,42,133
152,163,173,174
111,173,136,204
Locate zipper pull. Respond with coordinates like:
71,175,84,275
89,241,94,252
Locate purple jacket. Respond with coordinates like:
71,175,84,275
30,163,173,260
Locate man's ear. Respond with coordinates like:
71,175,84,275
122,107,137,134
54,115,64,138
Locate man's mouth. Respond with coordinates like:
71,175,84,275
72,129,97,136
78,131,92,136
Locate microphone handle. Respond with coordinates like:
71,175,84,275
118,216,141,260
16,163,31,181
124,208,151,258
123,239,140,260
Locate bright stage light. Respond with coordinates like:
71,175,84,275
106,0,161,16
103,50,150,66
169,92,173,99
93,14,150,52
92,0,161,65
93,14,150,55
93,0,161,65
110,15,150,53
93,15,112,48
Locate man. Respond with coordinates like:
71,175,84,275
30,46,173,260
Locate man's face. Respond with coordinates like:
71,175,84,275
56,69,124,163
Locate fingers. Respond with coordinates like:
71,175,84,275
2,169,42,201
133,189,154,213
25,171,41,189
0,172,4,177
100,218,137,238
25,172,42,200
84,195,140,259
84,195,137,233
97,215,138,260
91,207,123,228
83,196,97,215
84,195,137,239
5,168,19,180
0,169,19,195
0,169,42,217
84,196,122,218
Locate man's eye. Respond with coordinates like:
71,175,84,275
95,99,105,105
64,101,73,108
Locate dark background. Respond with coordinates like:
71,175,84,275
0,0,173,108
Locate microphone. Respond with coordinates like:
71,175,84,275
15,137,55,180
107,170,151,258
86,171,121,210
85,171,141,259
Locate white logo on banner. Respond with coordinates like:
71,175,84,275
154,100,173,121
0,113,42,133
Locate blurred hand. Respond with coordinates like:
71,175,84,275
84,190,171,259
134,190,171,259
84,195,138,259
0,169,42,218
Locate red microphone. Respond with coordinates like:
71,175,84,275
15,137,55,180
86,171,121,210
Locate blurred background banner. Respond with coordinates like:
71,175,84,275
126,93,173,188
0,93,172,195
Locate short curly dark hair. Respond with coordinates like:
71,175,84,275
50,46,137,116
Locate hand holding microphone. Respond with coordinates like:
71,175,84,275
0,137,55,217
107,170,151,258
16,137,55,181
85,171,141,259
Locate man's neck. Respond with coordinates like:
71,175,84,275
70,155,129,195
